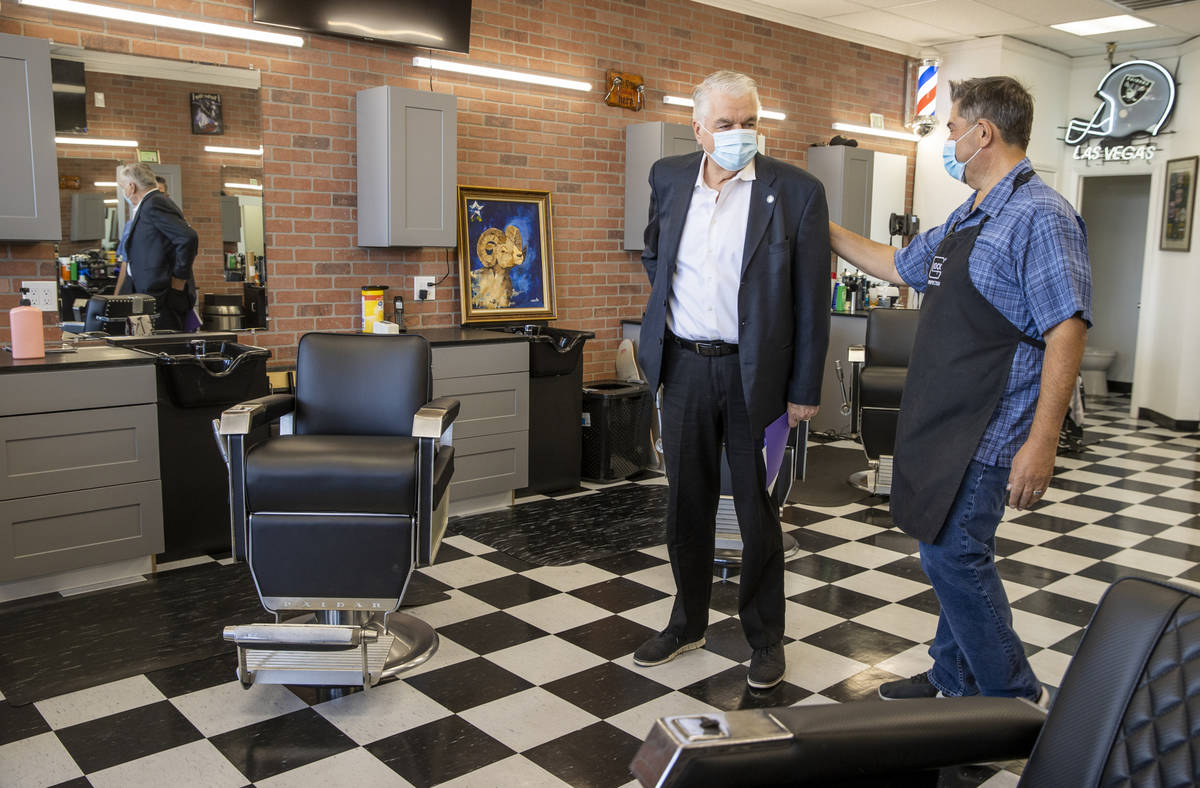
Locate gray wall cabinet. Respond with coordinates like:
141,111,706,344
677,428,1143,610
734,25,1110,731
357,86,458,247
0,32,61,241
624,121,699,251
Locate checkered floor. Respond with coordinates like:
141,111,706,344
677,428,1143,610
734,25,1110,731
1,395,1197,787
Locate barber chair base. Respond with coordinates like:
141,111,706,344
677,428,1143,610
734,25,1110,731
713,497,802,579
230,612,438,690
848,455,894,497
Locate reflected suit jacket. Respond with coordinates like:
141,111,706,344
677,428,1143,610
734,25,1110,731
636,151,831,435
124,190,199,299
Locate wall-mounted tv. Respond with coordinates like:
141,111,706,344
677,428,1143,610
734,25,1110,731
253,0,472,53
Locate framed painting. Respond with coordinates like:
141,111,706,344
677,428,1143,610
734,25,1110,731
190,92,224,135
1161,156,1197,252
457,186,557,324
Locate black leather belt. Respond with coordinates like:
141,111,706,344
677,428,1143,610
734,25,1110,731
668,332,738,357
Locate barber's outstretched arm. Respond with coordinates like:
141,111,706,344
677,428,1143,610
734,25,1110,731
828,222,905,285
1006,316,1087,510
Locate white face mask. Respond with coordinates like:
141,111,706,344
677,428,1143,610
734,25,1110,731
700,123,758,171
942,123,982,182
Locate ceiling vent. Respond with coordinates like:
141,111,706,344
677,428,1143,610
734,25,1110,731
1116,0,1195,10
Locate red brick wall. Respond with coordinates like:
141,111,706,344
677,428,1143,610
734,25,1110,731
1,0,914,378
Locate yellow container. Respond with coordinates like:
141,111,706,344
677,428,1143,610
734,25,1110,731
361,285,388,333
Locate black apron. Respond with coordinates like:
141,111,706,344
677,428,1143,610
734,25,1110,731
890,170,1044,543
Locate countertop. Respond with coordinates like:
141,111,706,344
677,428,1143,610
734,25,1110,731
408,327,530,346
0,342,155,374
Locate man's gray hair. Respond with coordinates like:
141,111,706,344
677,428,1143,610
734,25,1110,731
117,162,159,191
692,70,760,123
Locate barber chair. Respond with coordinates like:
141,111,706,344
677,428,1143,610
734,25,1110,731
217,333,459,690
713,415,806,576
632,576,1200,786
846,308,920,497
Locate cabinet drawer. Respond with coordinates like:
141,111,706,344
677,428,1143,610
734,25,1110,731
433,341,527,379
449,431,528,499
0,404,160,501
0,365,156,417
434,372,529,440
0,480,164,582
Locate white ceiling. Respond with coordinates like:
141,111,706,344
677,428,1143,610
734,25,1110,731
701,0,1200,57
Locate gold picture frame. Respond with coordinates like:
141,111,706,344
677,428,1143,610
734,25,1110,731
457,186,557,324
136,149,160,163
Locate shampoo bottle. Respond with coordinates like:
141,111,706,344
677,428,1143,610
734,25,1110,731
10,287,46,359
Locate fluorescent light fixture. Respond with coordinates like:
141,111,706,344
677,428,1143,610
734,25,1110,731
663,95,786,121
412,56,591,92
1051,15,1154,36
94,181,118,187
204,145,264,156
56,136,137,147
17,0,304,46
832,122,921,142
103,198,118,204
224,182,263,191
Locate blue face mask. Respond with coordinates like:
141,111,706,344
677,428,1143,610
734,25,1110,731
942,123,982,182
702,124,758,172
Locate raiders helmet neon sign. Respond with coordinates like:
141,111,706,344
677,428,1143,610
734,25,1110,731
1065,60,1176,161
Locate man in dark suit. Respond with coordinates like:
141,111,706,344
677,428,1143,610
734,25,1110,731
634,70,831,689
115,162,198,331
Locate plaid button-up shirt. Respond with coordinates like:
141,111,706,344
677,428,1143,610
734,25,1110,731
895,159,1093,467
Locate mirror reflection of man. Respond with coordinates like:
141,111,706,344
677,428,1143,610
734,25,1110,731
114,162,198,331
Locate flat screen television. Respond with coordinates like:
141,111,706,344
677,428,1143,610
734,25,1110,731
253,0,472,53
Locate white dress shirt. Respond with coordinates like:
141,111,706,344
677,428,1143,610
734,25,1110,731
667,155,755,344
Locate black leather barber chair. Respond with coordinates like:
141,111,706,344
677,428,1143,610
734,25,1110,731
847,308,919,497
713,417,806,577
217,332,459,690
632,576,1200,786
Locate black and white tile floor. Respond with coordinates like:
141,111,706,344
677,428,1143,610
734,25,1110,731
1,395,1197,787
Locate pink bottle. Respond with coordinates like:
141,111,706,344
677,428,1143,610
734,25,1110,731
10,288,45,359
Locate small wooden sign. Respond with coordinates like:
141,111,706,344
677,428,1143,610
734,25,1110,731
604,70,644,112
58,175,81,190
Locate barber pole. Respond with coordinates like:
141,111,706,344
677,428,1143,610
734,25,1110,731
910,58,939,135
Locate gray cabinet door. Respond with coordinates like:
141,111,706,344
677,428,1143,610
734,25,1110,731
807,145,874,238
624,121,698,251
357,86,457,247
0,32,60,241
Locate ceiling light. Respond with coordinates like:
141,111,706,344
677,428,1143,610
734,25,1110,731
18,0,304,47
205,145,264,156
56,136,137,147
224,182,263,191
103,198,118,204
1051,15,1154,36
413,56,591,92
94,180,118,187
831,122,921,142
663,95,786,121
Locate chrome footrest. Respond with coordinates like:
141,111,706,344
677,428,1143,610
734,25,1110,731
238,633,397,688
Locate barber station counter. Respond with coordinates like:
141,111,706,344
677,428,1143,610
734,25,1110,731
0,345,164,600
405,328,531,515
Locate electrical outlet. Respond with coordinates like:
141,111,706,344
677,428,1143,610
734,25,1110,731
414,276,437,301
21,280,58,312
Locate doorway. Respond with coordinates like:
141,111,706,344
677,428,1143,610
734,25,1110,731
1079,174,1151,391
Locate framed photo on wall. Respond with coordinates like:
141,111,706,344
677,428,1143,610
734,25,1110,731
190,92,224,135
1161,156,1197,252
457,186,557,324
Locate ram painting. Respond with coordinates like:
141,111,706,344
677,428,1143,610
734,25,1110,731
457,186,557,323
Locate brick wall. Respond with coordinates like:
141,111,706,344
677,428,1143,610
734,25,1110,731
1,0,914,378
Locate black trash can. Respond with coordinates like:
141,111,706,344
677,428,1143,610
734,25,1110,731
581,379,653,482
114,334,270,558
495,324,594,493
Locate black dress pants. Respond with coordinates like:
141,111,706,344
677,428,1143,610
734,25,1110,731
659,340,785,649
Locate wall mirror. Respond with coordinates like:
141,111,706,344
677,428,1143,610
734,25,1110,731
51,47,264,316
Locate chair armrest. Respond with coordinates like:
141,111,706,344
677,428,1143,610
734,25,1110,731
847,344,866,364
413,396,461,438
632,697,1046,787
219,393,296,435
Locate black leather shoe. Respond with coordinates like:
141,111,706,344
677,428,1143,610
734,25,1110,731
878,672,939,700
747,643,786,689
633,632,705,667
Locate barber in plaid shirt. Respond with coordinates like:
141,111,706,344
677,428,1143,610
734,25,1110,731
830,76,1091,705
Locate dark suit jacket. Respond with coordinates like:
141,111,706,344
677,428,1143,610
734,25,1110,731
124,190,199,298
637,152,831,435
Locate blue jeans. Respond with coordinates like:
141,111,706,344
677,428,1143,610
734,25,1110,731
919,460,1041,699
